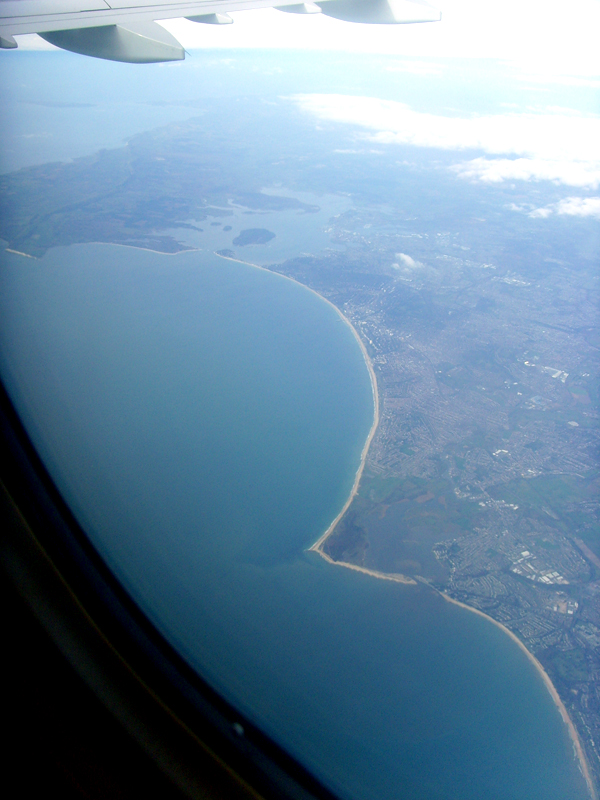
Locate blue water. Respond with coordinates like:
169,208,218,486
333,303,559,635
0,242,589,799
161,188,350,266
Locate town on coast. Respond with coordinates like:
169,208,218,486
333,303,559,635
295,277,597,800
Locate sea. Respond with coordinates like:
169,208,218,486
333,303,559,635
0,242,589,800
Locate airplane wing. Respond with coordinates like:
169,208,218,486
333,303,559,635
0,0,441,63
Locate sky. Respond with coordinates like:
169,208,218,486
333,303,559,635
14,0,600,79
293,92,600,192
9,0,600,217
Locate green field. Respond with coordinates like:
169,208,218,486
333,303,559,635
327,474,481,581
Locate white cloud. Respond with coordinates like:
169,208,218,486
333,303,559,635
397,253,417,268
164,1,600,74
13,0,600,77
294,94,600,162
513,196,600,219
293,94,600,188
451,157,600,189
511,72,600,89
394,253,423,269
385,60,445,75
529,207,554,219
555,196,600,217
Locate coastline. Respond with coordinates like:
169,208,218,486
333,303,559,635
60,244,592,797
312,549,416,585
4,242,200,260
222,247,596,798
213,252,387,574
308,300,379,557
438,590,597,800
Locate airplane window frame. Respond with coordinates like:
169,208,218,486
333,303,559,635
0,379,342,800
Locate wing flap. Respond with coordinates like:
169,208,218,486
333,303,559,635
276,4,321,14
39,20,185,62
0,0,440,61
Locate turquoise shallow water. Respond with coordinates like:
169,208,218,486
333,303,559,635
0,244,590,800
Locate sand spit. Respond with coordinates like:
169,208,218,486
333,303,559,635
214,253,261,268
438,590,597,800
90,241,200,256
5,248,37,259
4,243,200,260
315,549,416,585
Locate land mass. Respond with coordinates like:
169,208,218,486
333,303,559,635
2,106,598,794
270,217,600,796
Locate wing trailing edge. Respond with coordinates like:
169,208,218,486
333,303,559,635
0,0,440,62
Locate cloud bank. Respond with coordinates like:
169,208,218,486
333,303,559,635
509,197,600,219
293,94,600,189
450,157,600,189
527,197,600,219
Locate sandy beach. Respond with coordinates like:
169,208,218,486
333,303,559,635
222,251,595,798
436,589,596,799
308,305,379,553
